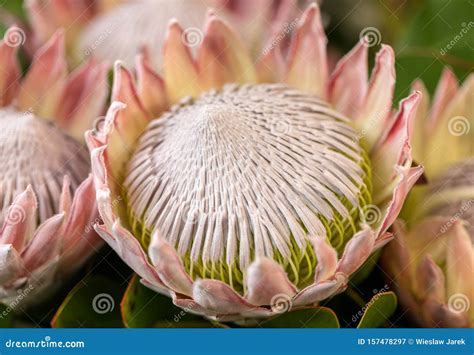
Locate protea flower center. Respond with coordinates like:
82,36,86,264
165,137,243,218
124,84,372,291
0,108,90,223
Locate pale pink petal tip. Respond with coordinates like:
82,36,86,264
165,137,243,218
336,226,375,275
285,2,327,98
312,236,338,283
245,257,296,306
149,236,193,296
356,45,395,148
17,30,67,116
193,279,270,317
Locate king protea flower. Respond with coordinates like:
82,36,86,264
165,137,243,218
382,71,473,328
0,28,107,306
86,4,423,321
26,0,302,67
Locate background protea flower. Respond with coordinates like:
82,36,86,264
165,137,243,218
0,27,107,306
86,4,423,321
382,71,473,328
26,0,305,67
411,68,473,179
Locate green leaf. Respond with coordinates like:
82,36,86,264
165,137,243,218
0,0,26,20
0,23,7,39
261,307,340,328
121,274,218,328
51,275,125,328
394,0,473,98
357,291,397,328
0,304,14,327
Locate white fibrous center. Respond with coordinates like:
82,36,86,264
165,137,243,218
0,108,90,224
124,84,372,290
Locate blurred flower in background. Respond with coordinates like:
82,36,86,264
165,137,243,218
0,27,107,308
23,0,308,67
382,71,473,328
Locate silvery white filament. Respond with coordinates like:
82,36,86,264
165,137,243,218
125,84,367,269
0,108,90,223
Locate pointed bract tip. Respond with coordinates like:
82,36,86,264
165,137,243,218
61,174,71,186
440,65,456,79
378,44,394,60
110,100,127,111
167,18,181,32
25,185,35,195
204,12,224,34
49,29,65,46
411,78,427,92
16,184,38,209
206,8,216,18
114,60,125,72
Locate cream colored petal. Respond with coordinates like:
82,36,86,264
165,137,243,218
55,59,108,141
245,257,297,306
410,79,430,165
136,51,168,117
328,40,368,118
446,221,473,321
292,274,346,307
0,186,38,252
21,213,64,273
371,92,420,197
197,13,257,90
163,20,200,103
17,31,67,118
355,45,395,149
284,4,327,98
312,236,338,283
0,38,20,106
336,226,375,276
425,74,473,178
193,279,271,317
149,236,194,297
